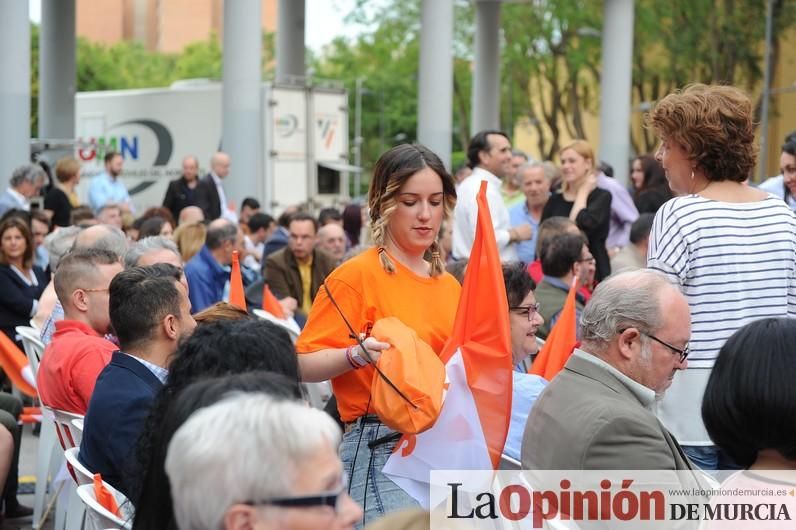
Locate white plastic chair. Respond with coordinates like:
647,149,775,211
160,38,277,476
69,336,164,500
51,408,84,450
33,409,62,529
62,447,90,530
16,325,45,377
76,483,132,530
252,308,301,341
71,418,84,436
302,380,333,410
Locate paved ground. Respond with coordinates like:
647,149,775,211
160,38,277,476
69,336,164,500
4,424,54,530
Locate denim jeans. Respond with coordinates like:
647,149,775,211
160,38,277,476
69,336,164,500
682,445,743,472
339,420,419,528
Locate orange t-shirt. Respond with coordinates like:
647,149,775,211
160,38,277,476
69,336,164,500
296,247,461,422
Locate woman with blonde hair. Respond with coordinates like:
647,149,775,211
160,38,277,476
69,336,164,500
647,84,796,470
296,144,460,524
44,157,81,227
541,140,612,280
173,222,206,262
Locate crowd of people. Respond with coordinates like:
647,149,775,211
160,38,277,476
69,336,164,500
0,82,792,529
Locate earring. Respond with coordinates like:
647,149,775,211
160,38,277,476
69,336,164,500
690,169,695,180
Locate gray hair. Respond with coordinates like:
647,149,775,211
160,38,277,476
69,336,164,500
9,164,48,188
96,202,121,216
123,236,180,269
71,224,128,259
516,161,558,182
580,269,673,353
205,220,238,250
165,393,341,530
44,226,83,271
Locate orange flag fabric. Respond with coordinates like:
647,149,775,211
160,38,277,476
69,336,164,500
229,250,247,311
93,474,121,517
261,284,286,319
530,277,579,380
383,180,514,507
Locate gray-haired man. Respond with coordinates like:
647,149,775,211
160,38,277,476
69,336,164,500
0,164,48,216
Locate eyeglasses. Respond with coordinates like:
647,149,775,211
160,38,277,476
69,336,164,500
621,328,689,362
79,287,109,293
244,474,348,514
509,302,541,321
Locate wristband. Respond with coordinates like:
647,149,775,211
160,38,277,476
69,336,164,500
348,344,370,367
344,346,359,369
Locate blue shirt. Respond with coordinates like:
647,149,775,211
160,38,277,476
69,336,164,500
504,370,547,461
184,245,229,313
88,171,131,212
508,202,541,263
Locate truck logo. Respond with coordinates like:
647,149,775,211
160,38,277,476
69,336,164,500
275,114,299,137
78,119,173,166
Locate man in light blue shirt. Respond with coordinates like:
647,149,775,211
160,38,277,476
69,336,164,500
88,151,133,213
509,162,551,263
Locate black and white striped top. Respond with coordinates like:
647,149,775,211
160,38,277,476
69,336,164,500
648,194,796,367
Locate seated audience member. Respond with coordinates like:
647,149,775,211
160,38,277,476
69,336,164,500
79,264,196,495
44,157,81,228
70,205,97,227
165,393,362,530
534,232,590,339
173,221,206,263
263,213,337,320
0,164,47,217
610,213,654,273
509,162,552,263
501,262,547,462
138,216,173,240
132,371,302,530
239,197,261,232
139,206,176,230
316,222,347,264
703,318,796,474
342,203,363,249
526,216,579,282
130,319,299,515
124,236,182,269
37,249,123,414
263,207,297,259
184,219,241,312
96,203,123,230
33,226,83,329
0,217,48,348
522,270,694,470
40,224,127,344
31,211,51,271
192,302,251,324
318,207,343,227
243,212,275,270
177,205,205,226
0,392,30,519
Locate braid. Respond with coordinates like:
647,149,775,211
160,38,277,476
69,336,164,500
429,240,445,277
370,180,401,274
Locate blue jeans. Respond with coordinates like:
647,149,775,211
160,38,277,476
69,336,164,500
339,420,419,528
682,445,743,471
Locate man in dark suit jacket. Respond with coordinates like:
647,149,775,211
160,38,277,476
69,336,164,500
263,212,337,320
195,152,231,221
522,270,695,471
79,263,196,495
162,155,202,222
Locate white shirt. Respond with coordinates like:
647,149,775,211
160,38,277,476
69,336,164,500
243,235,263,270
210,172,238,223
452,167,517,261
6,187,29,211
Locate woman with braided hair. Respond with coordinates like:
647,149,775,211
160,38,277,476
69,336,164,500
296,144,460,524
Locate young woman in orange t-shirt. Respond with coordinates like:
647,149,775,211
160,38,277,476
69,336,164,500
296,144,460,525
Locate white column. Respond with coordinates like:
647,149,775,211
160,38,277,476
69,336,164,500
0,0,30,180
471,0,501,134
598,0,634,186
222,0,263,210
39,0,76,161
276,0,305,83
417,0,454,169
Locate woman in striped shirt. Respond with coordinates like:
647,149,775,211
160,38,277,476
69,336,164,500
646,84,796,471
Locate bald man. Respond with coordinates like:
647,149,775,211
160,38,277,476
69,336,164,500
163,155,202,221
316,223,346,263
197,152,235,222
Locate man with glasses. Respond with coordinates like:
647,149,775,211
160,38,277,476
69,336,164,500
37,248,123,414
533,232,591,339
165,392,363,530
521,269,695,471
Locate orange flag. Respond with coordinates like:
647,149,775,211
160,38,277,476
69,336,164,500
93,474,121,517
530,277,579,380
229,250,247,311
384,180,514,506
262,284,286,319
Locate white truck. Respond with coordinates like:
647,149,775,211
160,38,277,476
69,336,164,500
73,79,354,213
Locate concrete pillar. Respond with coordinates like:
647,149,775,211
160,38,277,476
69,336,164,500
471,0,501,134
39,0,76,162
598,0,634,186
222,0,263,210
417,0,454,169
276,0,305,83
0,0,30,181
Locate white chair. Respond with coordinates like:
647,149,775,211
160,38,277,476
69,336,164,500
33,410,62,530
302,380,333,410
62,448,90,530
51,408,84,450
76,484,132,530
16,325,45,377
71,418,84,436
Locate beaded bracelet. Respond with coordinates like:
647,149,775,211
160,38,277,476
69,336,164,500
344,345,360,370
